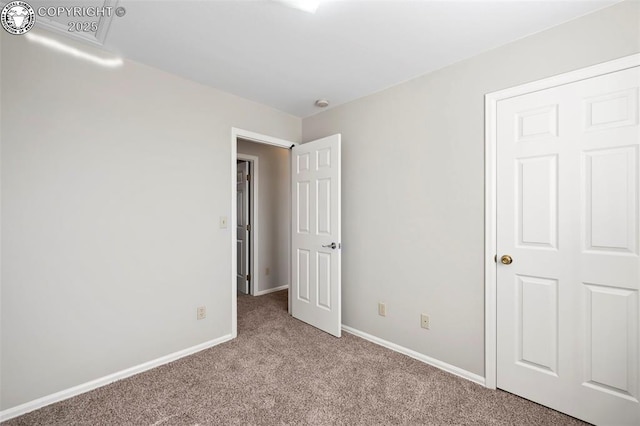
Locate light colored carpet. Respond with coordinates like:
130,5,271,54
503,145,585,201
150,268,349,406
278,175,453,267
4,290,586,425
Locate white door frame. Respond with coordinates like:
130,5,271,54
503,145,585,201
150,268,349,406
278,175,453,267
236,154,259,296
231,128,297,338
484,53,640,389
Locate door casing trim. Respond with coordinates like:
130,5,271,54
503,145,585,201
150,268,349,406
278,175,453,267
484,53,640,389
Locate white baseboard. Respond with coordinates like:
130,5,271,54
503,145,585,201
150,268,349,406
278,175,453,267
0,334,234,422
254,284,288,296
342,325,485,386
1,325,484,421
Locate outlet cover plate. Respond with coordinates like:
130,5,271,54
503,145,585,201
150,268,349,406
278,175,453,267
197,306,206,320
421,313,430,329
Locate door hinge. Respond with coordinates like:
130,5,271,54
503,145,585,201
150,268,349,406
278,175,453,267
246,174,251,182
246,274,251,281
246,224,251,231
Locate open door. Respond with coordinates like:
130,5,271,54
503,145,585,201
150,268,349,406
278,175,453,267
236,161,250,294
291,134,341,337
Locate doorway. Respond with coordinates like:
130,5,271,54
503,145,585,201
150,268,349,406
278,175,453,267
237,141,292,299
236,158,252,295
230,128,297,338
230,128,343,339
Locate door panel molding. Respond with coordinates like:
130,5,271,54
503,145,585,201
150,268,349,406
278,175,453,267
291,134,342,337
484,53,640,390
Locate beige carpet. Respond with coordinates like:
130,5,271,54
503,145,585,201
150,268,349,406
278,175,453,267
4,290,586,425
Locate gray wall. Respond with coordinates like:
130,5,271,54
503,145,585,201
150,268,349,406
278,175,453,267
237,139,290,293
0,31,300,410
302,0,640,377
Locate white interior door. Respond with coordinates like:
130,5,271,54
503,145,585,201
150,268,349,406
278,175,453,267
291,134,341,337
496,67,639,425
236,161,250,294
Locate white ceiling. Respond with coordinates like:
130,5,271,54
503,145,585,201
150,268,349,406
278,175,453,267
37,0,622,117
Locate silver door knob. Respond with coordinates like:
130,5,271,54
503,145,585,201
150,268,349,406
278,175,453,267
322,242,337,249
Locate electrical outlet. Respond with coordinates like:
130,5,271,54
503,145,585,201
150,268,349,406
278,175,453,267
266,267,270,276
219,216,227,228
378,302,386,317
421,313,430,329
197,306,206,320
